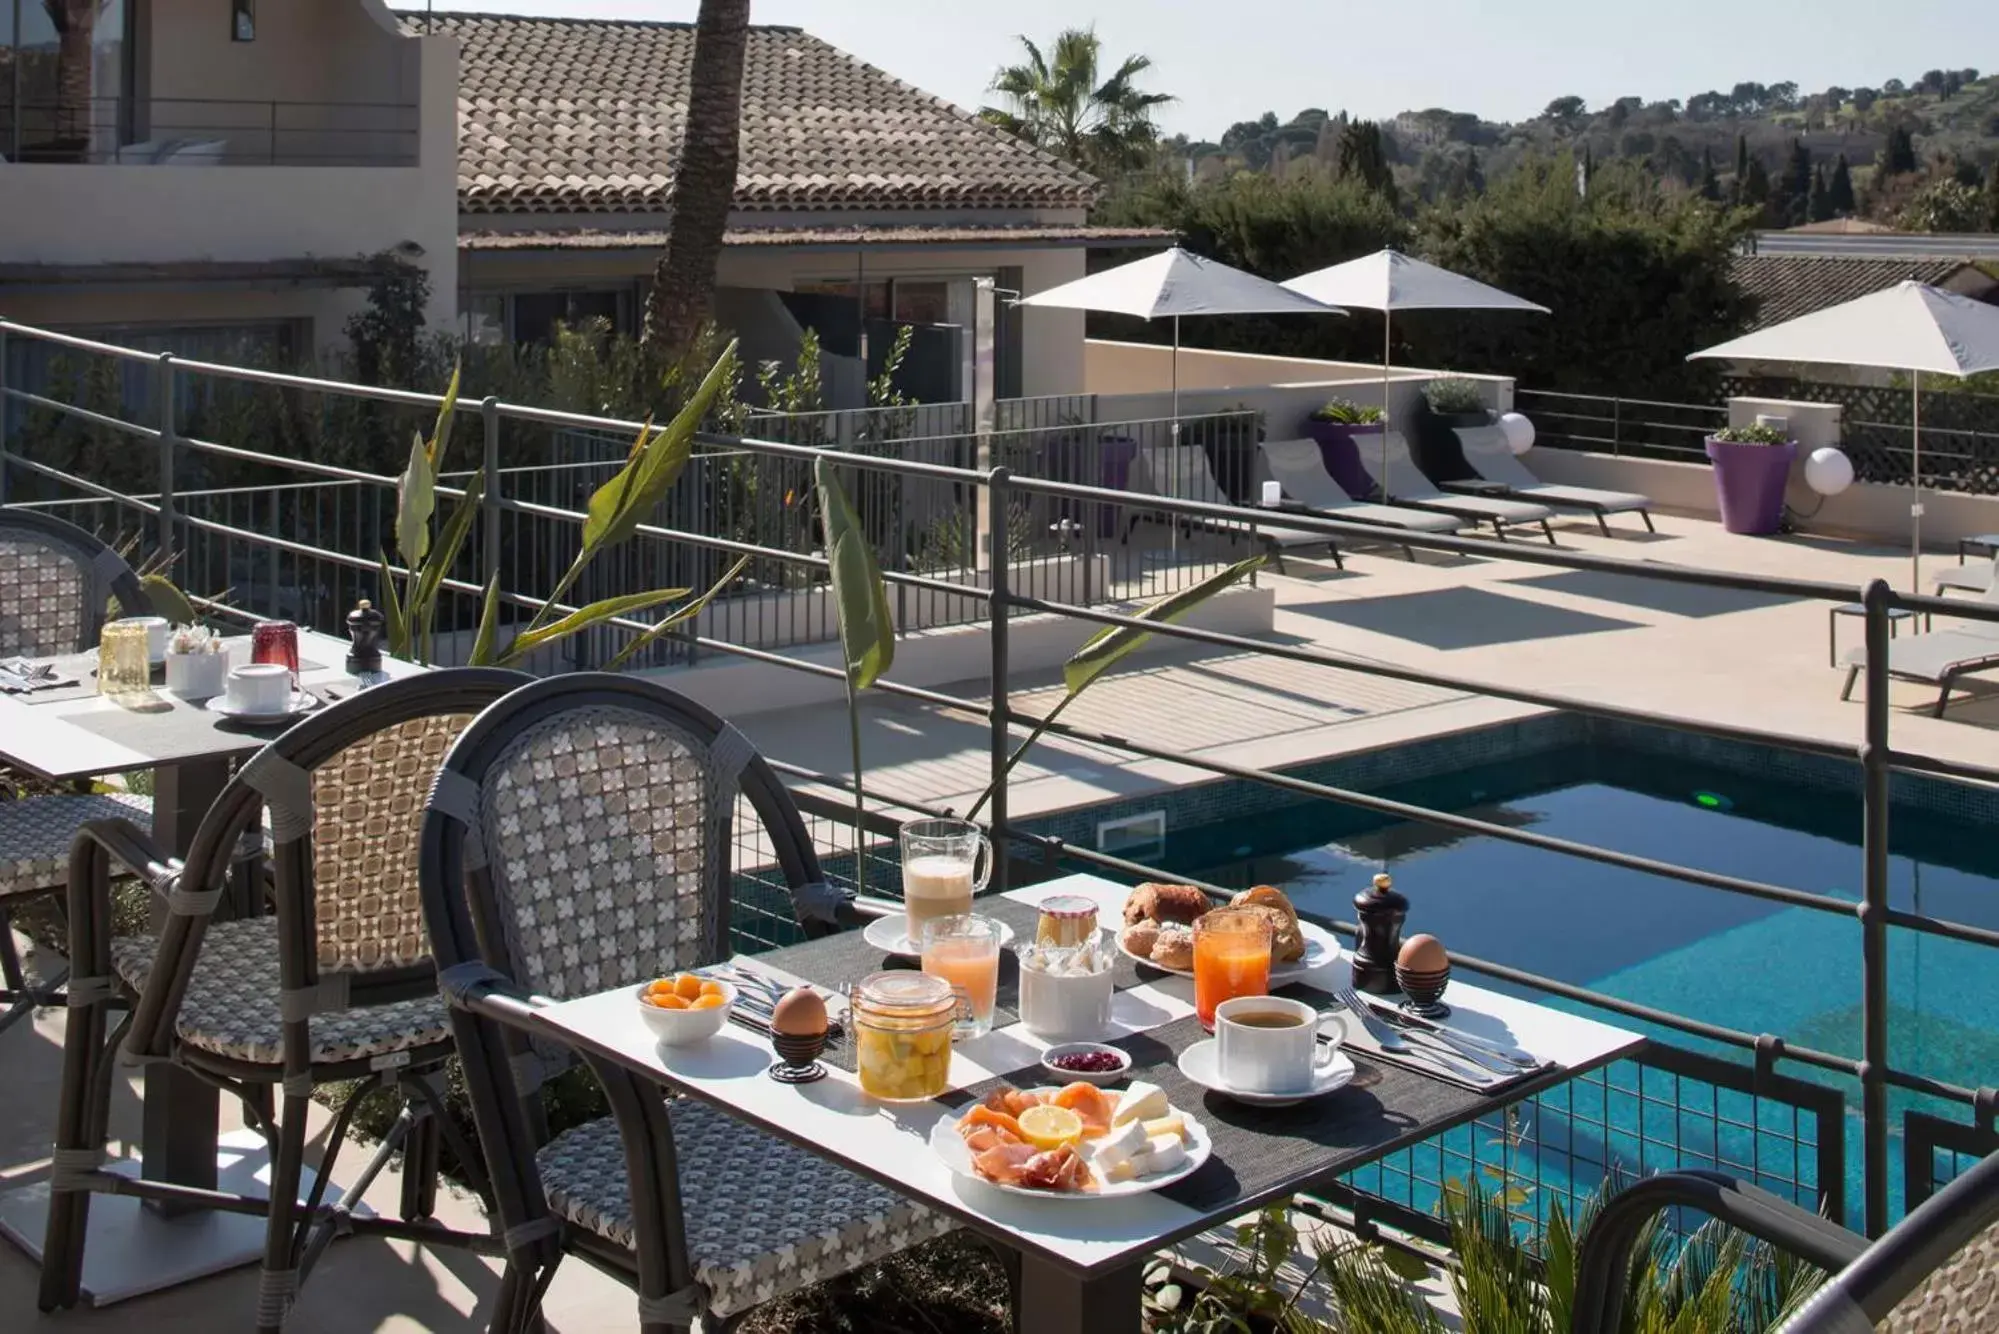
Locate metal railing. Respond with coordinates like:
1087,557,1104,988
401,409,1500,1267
6,318,1999,1242
1,97,421,167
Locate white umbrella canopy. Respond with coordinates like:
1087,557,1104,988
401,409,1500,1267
1690,281,1999,585
1018,245,1344,320
1281,248,1550,491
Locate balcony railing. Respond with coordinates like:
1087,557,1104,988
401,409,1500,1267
4,318,1998,1250
1,97,420,167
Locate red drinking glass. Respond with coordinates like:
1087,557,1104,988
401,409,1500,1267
251,621,301,686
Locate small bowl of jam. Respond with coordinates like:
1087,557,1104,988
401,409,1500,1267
1040,1042,1132,1086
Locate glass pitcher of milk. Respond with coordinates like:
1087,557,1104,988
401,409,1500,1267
898,818,993,946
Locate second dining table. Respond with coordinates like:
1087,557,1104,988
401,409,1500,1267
535,872,1645,1331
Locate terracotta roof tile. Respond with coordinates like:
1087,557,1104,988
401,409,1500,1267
417,14,1100,216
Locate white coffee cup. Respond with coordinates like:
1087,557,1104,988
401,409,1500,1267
225,663,291,714
1214,996,1341,1094
130,616,170,663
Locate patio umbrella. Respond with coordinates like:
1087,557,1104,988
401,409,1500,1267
1689,281,1999,587
1283,249,1550,492
1017,247,1346,436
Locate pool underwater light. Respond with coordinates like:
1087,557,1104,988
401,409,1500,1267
1693,791,1733,812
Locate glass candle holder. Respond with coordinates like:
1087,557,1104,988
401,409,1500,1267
251,620,301,686
97,620,153,696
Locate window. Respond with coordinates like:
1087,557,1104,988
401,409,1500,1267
466,289,636,347
231,0,256,43
1,0,132,161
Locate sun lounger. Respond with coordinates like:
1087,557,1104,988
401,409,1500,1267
1363,432,1559,544
1933,559,1995,598
1256,438,1469,561
1128,442,1343,570
1448,426,1656,536
1840,581,1999,716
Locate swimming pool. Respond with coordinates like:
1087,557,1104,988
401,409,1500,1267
1077,729,1999,1226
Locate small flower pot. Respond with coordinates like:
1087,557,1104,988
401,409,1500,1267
1705,436,1798,535
163,650,229,700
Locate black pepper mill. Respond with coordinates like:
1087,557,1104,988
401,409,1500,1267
345,599,386,682
1351,872,1408,994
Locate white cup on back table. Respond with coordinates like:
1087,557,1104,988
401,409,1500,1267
1214,995,1342,1094
225,663,291,713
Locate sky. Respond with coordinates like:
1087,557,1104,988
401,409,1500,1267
392,1,1986,135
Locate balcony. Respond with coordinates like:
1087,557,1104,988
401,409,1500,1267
1,96,419,167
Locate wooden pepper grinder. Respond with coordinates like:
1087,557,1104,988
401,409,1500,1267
1351,872,1408,994
345,599,386,681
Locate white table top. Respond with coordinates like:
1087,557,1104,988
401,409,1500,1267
0,629,422,780
533,873,1643,1275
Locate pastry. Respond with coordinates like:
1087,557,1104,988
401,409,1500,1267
1119,922,1160,960
1123,882,1211,927
1149,924,1195,970
1230,885,1306,963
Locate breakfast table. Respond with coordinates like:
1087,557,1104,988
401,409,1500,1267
0,627,424,1302
535,872,1645,1331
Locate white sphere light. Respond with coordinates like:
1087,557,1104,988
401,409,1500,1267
1497,411,1536,455
1804,446,1854,497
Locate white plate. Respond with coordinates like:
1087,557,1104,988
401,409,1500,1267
1115,916,1343,980
930,1095,1210,1199
862,913,1014,957
202,690,319,724
1177,1037,1355,1108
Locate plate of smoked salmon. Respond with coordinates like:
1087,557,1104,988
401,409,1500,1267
929,1079,1210,1198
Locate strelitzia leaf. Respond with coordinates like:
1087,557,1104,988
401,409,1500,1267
581,340,737,554
1062,553,1263,695
395,429,437,565
816,456,895,690
427,362,462,466
604,555,750,670
409,473,483,633
140,573,196,625
581,416,655,554
468,572,503,667
495,588,693,667
376,550,409,657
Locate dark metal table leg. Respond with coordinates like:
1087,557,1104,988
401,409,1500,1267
141,758,232,1211
1015,1255,1143,1334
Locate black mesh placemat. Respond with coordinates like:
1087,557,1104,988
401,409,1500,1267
942,1013,1489,1215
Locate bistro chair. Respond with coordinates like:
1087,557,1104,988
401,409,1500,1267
417,673,952,1333
1571,1148,1999,1332
0,509,154,1034
41,667,530,1331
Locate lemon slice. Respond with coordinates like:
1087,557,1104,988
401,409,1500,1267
1016,1104,1085,1151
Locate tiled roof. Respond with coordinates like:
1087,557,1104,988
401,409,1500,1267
1729,255,1989,329
419,13,1100,216
459,225,1172,251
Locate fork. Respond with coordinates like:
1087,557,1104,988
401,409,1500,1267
1332,982,1500,1084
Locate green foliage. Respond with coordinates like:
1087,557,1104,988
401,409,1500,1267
1421,377,1488,414
1143,1203,1326,1333
1829,154,1858,214
814,457,897,886
1309,397,1384,425
979,26,1173,177
1882,123,1919,175
1713,423,1792,445
1900,176,1988,231
1336,120,1398,206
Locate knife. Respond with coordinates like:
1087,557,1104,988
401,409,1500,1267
1358,996,1539,1069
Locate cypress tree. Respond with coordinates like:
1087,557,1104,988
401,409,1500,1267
1806,165,1834,221
1698,146,1723,201
1882,124,1918,175
1731,133,1750,203
1986,159,1999,231
1741,156,1772,221
1828,154,1857,214
1780,138,1814,221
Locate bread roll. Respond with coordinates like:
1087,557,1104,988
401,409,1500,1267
1230,885,1306,962
1150,924,1195,970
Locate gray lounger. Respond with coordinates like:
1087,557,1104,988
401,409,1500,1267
1257,438,1469,561
1841,582,1999,715
1129,442,1343,570
1364,432,1559,545
1449,426,1656,536
1933,558,1995,598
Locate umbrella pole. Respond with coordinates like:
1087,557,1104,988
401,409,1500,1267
1911,367,1922,591
1381,308,1393,501
1171,315,1181,560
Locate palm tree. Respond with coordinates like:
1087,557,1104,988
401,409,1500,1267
980,28,1173,177
42,0,108,159
641,0,750,359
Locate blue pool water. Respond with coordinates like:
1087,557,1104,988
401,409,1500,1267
1143,742,1999,1223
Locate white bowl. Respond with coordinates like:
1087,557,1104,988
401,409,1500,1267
635,978,737,1046
1040,1042,1132,1086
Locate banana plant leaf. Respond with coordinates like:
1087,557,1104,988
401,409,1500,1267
1064,554,1264,694
494,587,694,667
376,551,409,656
140,573,196,625
428,362,462,465
394,428,437,566
816,455,895,690
408,474,483,635
469,572,503,667
582,342,737,555
604,555,751,670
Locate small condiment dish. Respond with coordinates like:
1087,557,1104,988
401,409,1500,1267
1040,1042,1131,1086
636,978,737,1046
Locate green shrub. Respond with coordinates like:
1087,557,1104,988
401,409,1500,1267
1422,377,1489,414
1308,397,1384,424
1713,423,1792,445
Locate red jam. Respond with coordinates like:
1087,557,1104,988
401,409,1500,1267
1049,1050,1124,1073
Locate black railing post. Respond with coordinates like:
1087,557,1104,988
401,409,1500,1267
988,465,1012,894
0,323,10,507
1612,397,1622,457
156,353,178,574
1860,577,1893,1236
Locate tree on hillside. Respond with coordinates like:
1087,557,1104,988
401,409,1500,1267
1986,160,1999,232
1778,138,1814,224
981,27,1174,177
1806,165,1834,222
1336,119,1398,205
1730,133,1750,202
1740,157,1773,215
1465,149,1486,196
641,0,749,357
1697,146,1723,201
1902,178,1986,232
1880,124,1918,176
1544,95,1588,130
1828,154,1857,215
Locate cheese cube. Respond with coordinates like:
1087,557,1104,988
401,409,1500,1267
1113,1081,1168,1127
1135,1134,1188,1176
1102,1156,1141,1183
1090,1118,1150,1172
1140,1115,1186,1143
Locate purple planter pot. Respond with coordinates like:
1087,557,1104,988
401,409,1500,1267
1705,436,1797,535
1302,419,1386,501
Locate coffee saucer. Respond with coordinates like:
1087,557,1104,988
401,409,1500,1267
203,690,320,724
1177,1037,1355,1107
862,914,1014,957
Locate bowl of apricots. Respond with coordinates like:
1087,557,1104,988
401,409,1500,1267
637,972,737,1045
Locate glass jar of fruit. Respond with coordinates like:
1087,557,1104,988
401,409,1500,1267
850,970,962,1101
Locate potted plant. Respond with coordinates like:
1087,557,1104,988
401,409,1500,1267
1704,422,1797,535
1301,398,1387,499
1420,377,1491,429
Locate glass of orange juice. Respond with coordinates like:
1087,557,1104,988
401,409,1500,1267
920,914,1002,1039
1193,908,1273,1030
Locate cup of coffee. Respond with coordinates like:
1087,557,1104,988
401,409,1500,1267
1214,996,1341,1094
129,616,171,664
225,663,292,714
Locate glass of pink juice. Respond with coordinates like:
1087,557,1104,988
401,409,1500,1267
920,914,1002,1039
